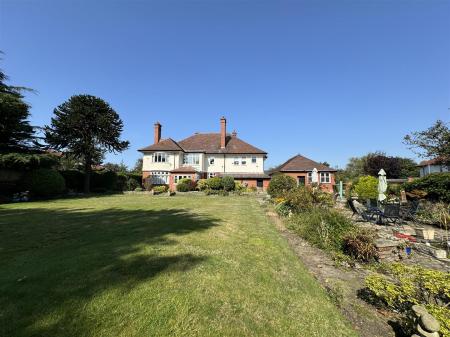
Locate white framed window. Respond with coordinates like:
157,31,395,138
208,157,215,165
233,157,239,165
307,172,312,183
150,171,169,184
175,175,191,183
208,172,216,178
251,156,257,164
183,153,200,165
152,152,168,163
241,156,247,165
320,172,331,183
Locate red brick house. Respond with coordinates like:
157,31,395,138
269,154,337,193
138,117,270,191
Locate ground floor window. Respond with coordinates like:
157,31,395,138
208,172,216,178
151,171,169,184
320,172,330,183
174,175,191,183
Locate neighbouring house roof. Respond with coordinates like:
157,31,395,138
177,133,267,154
170,166,198,173
269,154,337,174
138,138,183,152
418,158,447,167
217,172,271,179
139,133,266,154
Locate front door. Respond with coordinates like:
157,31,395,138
256,179,263,188
298,176,305,186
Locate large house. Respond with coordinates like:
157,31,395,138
138,117,270,191
269,154,337,193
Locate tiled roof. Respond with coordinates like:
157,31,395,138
418,158,447,166
138,138,183,152
270,154,336,173
178,133,266,154
140,133,266,154
170,166,198,173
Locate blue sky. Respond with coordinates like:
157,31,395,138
1,0,449,169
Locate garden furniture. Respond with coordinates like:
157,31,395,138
347,199,378,222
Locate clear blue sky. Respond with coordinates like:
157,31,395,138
1,0,449,169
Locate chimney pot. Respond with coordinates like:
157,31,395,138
232,130,237,137
154,122,161,144
220,117,227,149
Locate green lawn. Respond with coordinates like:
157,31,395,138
0,194,357,337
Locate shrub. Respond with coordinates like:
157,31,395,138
23,169,66,197
206,177,223,190
197,179,208,191
116,173,128,191
176,178,195,192
283,186,333,213
247,186,257,193
416,201,450,230
0,152,59,170
404,173,450,202
343,229,378,262
354,175,378,201
222,176,235,191
287,208,355,251
91,171,118,191
126,178,140,191
134,187,143,192
274,201,291,217
234,181,245,192
60,170,84,192
153,185,168,193
267,174,296,198
365,263,450,336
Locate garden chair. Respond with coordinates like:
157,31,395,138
373,203,402,226
347,199,377,222
400,200,420,222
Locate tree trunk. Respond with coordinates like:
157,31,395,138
84,157,92,194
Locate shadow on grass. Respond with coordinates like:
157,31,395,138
0,206,219,337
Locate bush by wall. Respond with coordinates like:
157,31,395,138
197,179,208,191
222,176,235,191
60,170,84,191
267,174,296,198
353,175,378,201
404,173,450,203
206,177,223,190
176,178,196,192
23,169,66,197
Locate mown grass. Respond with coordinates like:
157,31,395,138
0,194,357,337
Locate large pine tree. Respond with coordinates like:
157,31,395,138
45,95,129,193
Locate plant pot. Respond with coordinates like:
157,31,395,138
416,228,435,240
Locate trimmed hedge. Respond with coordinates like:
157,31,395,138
404,173,450,202
0,152,59,170
23,169,66,197
206,177,223,190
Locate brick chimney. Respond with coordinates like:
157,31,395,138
154,122,161,144
220,117,226,149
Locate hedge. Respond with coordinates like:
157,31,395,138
23,169,66,197
0,153,59,170
404,173,450,203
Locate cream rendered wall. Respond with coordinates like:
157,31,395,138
142,152,181,171
205,154,265,173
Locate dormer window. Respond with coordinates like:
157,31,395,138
152,152,168,163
